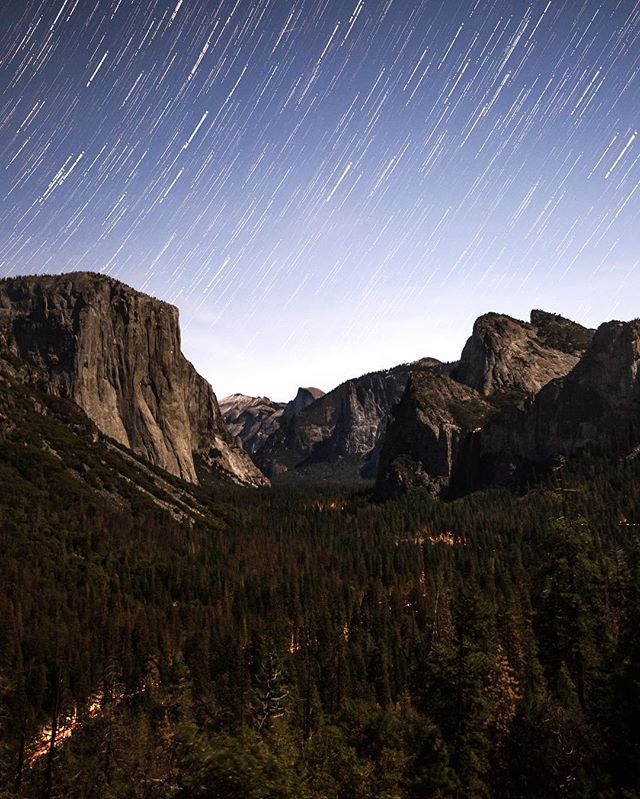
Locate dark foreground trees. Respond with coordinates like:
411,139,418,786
1,433,640,797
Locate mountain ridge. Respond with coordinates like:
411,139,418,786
375,310,636,498
255,357,443,480
220,393,287,454
456,317,640,491
0,270,624,500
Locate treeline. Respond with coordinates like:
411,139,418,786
1,396,640,796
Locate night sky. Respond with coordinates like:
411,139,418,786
1,0,639,400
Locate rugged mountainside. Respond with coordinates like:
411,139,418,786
220,387,324,455
259,308,595,489
220,393,286,454
375,371,492,498
453,310,594,397
376,309,598,497
255,359,442,479
0,342,218,523
3,300,639,799
0,275,624,499
461,319,640,490
0,272,267,487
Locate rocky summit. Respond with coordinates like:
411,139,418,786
461,318,640,491
220,388,324,455
0,272,267,487
220,393,286,454
375,309,600,498
252,310,597,488
453,310,594,397
281,386,325,423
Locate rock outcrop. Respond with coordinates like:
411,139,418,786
529,318,640,454
256,359,442,479
375,371,492,498
376,309,597,498
220,393,286,454
0,272,267,487
281,386,325,423
464,319,640,489
453,311,593,397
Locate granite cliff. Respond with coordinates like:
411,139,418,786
460,319,640,491
255,358,442,479
375,371,491,498
220,387,324,455
376,309,596,497
453,310,593,397
220,393,286,454
3,275,619,498
0,272,267,487
281,386,325,422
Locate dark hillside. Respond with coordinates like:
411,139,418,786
2,361,639,796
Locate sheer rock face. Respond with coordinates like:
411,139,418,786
379,317,640,497
469,319,640,487
526,320,640,455
375,371,492,498
256,359,442,479
220,394,286,454
0,272,268,487
376,310,597,498
453,311,593,397
281,386,325,423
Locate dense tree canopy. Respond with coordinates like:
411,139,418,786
0,367,639,797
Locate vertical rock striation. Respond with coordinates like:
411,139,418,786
0,272,267,486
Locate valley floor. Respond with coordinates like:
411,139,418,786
1,438,640,798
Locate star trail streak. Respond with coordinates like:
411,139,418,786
1,0,639,398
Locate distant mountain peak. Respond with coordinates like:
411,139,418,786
281,386,326,423
219,394,286,455
256,360,444,481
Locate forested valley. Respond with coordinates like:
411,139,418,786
1,370,639,798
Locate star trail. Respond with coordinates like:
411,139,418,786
1,0,639,398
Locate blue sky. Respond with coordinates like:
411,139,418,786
1,0,639,400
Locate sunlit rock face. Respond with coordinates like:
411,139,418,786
0,272,268,487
